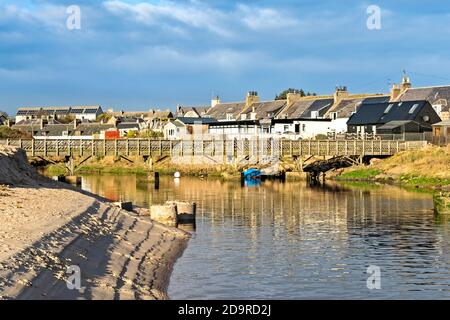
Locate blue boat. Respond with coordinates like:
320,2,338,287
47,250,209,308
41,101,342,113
242,168,262,180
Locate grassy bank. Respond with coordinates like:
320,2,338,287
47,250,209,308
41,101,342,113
335,145,450,189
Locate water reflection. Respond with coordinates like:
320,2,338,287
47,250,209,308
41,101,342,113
80,175,450,299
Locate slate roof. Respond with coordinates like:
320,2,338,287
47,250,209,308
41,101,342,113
397,86,450,111
117,123,141,130
347,100,436,126
39,123,76,136
75,123,115,135
277,98,333,119
325,95,390,119
176,117,218,125
239,100,287,120
206,102,246,120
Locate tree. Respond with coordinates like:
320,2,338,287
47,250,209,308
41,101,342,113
58,115,76,124
97,113,112,122
275,88,316,100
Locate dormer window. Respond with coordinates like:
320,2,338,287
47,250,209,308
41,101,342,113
311,111,319,118
226,113,233,121
241,114,247,120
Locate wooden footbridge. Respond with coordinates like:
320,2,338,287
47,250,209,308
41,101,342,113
0,138,427,159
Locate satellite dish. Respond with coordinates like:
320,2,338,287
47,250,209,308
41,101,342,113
423,115,430,122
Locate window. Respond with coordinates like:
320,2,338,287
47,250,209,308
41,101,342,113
409,103,419,114
284,125,289,132
311,111,319,118
302,124,306,132
384,104,393,114
241,114,247,120
331,112,337,120
226,113,233,121
433,104,442,114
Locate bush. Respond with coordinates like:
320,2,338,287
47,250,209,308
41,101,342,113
0,126,31,139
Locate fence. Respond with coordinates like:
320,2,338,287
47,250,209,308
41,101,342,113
0,138,428,158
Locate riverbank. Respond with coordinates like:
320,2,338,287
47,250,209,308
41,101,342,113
39,155,242,180
0,146,190,300
333,144,450,190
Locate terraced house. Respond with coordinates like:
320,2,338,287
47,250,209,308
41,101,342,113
15,106,103,122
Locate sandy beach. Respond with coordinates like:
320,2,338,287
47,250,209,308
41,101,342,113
0,146,190,300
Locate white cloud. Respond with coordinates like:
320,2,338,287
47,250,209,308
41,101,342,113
103,0,231,36
237,4,300,31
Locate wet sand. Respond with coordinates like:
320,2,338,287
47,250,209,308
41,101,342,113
0,146,190,300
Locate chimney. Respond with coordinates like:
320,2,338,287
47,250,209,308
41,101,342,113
333,86,349,105
73,119,78,130
40,118,45,130
286,91,303,106
400,74,412,92
245,91,260,108
390,83,401,101
211,96,221,108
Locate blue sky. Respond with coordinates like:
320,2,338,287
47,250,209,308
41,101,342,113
1,0,450,114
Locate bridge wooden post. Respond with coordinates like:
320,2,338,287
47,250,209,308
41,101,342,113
169,140,173,157
80,140,83,157
115,139,118,157
290,140,293,156
31,139,35,157
160,139,163,156
308,140,311,156
91,139,95,157
126,139,129,156
345,140,348,156
180,140,184,157
103,139,106,156
44,139,47,157
6,139,9,146
137,139,140,156
148,139,151,156
396,141,399,153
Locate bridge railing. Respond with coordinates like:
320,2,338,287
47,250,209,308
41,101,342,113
0,138,427,157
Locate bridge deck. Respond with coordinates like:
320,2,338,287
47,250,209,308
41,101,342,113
0,138,427,158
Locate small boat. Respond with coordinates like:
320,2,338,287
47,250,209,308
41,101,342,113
242,168,262,180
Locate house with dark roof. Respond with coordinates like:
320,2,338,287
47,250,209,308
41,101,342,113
391,75,450,121
11,119,45,136
347,100,441,135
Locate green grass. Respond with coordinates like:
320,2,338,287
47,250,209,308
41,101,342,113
399,175,450,187
336,169,382,180
45,165,67,176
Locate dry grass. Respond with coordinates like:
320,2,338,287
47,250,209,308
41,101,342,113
373,145,450,180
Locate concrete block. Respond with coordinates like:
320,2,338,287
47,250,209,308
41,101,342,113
150,204,177,227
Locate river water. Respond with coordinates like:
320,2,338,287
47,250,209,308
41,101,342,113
80,175,450,299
